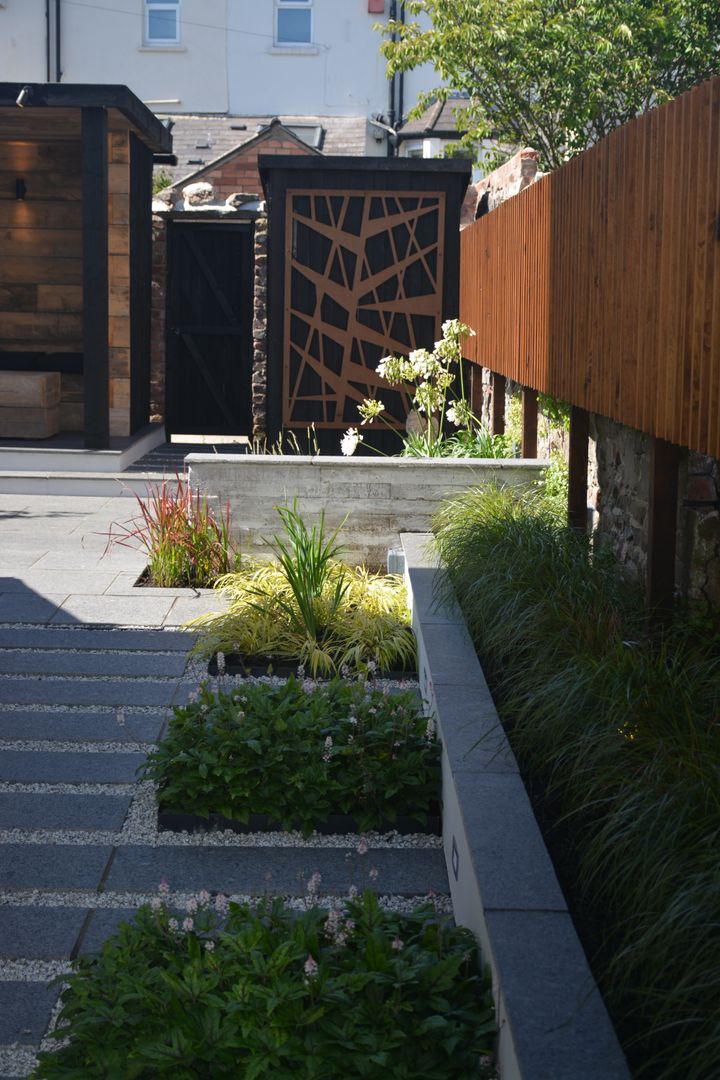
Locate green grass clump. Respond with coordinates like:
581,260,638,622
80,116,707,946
433,484,720,1079
34,892,495,1079
188,502,416,676
143,677,440,836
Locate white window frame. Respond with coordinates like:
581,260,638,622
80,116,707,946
275,0,313,47
144,0,181,46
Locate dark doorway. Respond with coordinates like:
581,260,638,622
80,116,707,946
165,221,253,436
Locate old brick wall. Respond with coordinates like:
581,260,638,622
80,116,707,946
175,131,315,201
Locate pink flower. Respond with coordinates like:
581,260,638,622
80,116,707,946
391,936,404,951
356,837,368,856
158,878,170,895
304,954,319,978
115,709,125,727
182,917,194,933
368,866,378,882
306,872,322,896
214,892,229,914
168,918,179,932
198,889,211,904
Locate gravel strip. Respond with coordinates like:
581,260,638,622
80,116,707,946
0,741,151,754
0,705,173,715
0,648,183,658
0,960,71,982
0,783,134,796
0,1046,38,1077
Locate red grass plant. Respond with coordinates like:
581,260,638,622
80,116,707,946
108,475,238,588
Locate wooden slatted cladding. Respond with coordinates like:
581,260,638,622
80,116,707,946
460,77,720,459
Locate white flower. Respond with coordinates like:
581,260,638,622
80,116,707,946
356,836,368,856
115,709,125,727
204,940,215,952
304,954,319,977
357,398,385,425
168,918,179,933
391,935,404,951
306,871,322,896
340,428,363,456
216,651,225,675
182,917,194,933
322,735,333,763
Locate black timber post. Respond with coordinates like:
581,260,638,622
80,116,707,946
82,106,109,449
492,373,506,435
568,406,590,532
522,387,538,457
646,436,681,615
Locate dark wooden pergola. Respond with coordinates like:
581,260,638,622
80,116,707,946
0,83,172,447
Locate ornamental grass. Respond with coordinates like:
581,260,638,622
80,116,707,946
433,484,720,1080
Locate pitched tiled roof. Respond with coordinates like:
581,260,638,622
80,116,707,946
156,113,369,185
397,97,470,140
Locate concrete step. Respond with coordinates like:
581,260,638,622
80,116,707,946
0,471,166,497
0,627,193,652
0,423,165,474
0,708,164,744
0,676,181,708
0,648,188,678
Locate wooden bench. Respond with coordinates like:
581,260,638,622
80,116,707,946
0,371,61,438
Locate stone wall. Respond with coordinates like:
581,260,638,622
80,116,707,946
588,414,720,609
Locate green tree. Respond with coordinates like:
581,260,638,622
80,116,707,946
381,0,720,170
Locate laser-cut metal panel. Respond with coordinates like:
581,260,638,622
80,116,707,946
283,189,446,430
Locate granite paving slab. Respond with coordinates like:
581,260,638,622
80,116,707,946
0,628,192,652
0,553,47,571
0,650,188,678
31,551,144,571
0,678,178,708
0,595,67,625
106,845,449,897
0,908,88,960
0,572,120,596
0,792,132,831
0,750,146,785
163,596,228,626
0,844,112,890
0,983,60,1044
48,595,175,626
0,710,164,744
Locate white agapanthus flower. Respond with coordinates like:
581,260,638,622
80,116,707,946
340,427,363,456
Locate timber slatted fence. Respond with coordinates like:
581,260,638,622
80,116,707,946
460,76,720,459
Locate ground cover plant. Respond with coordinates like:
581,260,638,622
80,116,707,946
433,484,720,1078
109,475,238,588
144,676,439,835
34,891,495,1079
189,502,416,676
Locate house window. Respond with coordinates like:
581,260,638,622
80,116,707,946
145,0,181,45
276,0,312,45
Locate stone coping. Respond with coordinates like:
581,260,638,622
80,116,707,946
401,533,629,1080
186,453,548,470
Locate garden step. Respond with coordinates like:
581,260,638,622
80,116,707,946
0,983,61,1044
0,844,113,891
0,750,146,785
0,677,180,708
105,845,448,898
0,907,89,960
0,709,164,744
0,627,192,652
0,792,132,831
0,648,188,678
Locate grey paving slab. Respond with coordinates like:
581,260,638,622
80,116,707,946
452,770,567,912
49,594,175,626
0,627,193,651
0,551,47,571
0,982,60,1043
0,677,178,707
32,550,145,571
406,565,462,625
0,571,121,595
485,910,629,1080
106,845,448,897
0,649,187,678
0,709,164,744
0,750,146,784
79,907,138,954
0,844,112,890
164,595,228,626
419,621,487,687
0,792,132,830
105,573,202,598
0,907,88,959
0,594,67,624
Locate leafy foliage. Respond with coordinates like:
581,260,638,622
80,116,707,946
380,0,720,170
188,504,416,676
433,484,720,1078
107,475,238,588
402,427,511,459
35,891,495,1079
144,677,440,835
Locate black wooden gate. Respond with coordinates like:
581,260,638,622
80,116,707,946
166,221,253,435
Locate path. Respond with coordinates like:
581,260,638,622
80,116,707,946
0,494,447,1077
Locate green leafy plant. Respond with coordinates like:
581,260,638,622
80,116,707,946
341,320,502,459
108,475,239,588
433,484,720,1078
143,677,440,835
35,891,495,1079
188,504,416,676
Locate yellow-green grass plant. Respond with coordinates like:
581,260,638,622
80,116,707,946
188,502,416,676
433,483,720,1080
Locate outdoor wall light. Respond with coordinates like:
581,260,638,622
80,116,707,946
15,85,33,108
15,178,26,201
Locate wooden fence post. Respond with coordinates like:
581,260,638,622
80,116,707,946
568,406,589,532
522,387,537,457
646,437,681,614
492,373,506,435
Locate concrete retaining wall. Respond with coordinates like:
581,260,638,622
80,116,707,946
186,455,548,566
401,533,629,1080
